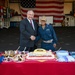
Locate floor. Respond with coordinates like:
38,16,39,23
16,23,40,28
0,27,75,52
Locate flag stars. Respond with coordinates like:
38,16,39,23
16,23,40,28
20,0,36,8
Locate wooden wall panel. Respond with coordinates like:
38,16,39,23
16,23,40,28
0,0,5,6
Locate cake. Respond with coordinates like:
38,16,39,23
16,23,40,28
26,48,55,60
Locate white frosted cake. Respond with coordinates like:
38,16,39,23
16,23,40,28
26,48,55,60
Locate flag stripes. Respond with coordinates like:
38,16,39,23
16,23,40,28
20,0,64,23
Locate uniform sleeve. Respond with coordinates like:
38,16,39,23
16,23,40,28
50,25,58,44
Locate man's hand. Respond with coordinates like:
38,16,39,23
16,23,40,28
53,43,56,48
30,35,36,41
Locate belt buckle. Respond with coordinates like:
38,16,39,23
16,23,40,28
43,39,53,43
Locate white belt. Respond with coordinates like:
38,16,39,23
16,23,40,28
43,39,53,43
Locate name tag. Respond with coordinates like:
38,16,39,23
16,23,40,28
46,29,50,31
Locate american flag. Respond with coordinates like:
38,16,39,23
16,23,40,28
20,0,64,23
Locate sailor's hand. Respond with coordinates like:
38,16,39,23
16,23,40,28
53,43,56,48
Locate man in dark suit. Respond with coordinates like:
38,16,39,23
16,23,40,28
19,10,38,52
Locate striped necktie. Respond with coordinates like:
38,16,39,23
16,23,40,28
30,20,35,30
30,20,33,27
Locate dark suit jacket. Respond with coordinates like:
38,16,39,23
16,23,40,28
20,18,38,48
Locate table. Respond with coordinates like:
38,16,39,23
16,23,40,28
0,60,75,75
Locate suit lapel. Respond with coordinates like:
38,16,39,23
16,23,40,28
26,18,34,30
